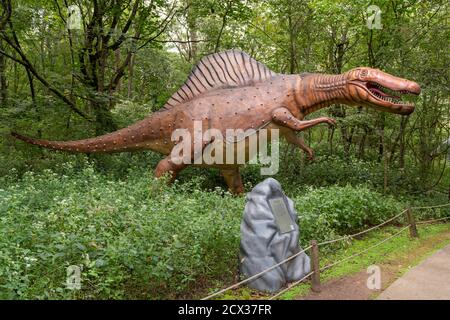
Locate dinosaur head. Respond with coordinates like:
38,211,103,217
345,67,421,115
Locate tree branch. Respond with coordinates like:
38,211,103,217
108,0,140,51
0,0,92,120
214,0,232,53
137,1,180,50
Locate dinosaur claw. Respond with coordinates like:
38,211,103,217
323,117,337,127
306,148,315,161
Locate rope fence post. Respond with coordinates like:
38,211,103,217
310,240,321,292
203,203,448,300
406,207,419,238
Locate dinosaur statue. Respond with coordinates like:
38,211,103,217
12,50,420,194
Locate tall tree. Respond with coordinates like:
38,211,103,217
0,0,182,134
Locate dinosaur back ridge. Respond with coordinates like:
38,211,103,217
163,50,278,110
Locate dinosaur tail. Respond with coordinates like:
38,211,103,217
11,117,158,153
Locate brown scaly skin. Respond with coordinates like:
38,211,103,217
12,55,420,194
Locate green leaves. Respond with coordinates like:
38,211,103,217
0,159,448,299
0,162,243,299
295,184,403,244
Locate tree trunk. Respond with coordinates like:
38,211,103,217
377,114,385,162
127,53,135,99
214,1,232,53
114,49,121,91
0,40,7,105
381,128,389,192
187,0,198,62
395,116,408,169
328,127,335,155
93,101,117,135
358,128,367,159
25,68,41,137
288,14,296,74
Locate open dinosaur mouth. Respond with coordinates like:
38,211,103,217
366,82,418,105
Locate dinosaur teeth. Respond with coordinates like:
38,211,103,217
369,83,405,104
370,82,415,97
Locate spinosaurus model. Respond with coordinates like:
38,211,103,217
12,50,420,194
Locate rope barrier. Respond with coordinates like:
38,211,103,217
201,245,312,300
319,226,410,272
202,202,449,300
268,272,314,300
317,210,406,246
269,225,410,300
412,203,450,210
417,216,450,225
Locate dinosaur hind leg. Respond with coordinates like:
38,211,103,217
221,168,244,195
155,157,187,183
154,138,209,183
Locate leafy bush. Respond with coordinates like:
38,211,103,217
0,160,415,299
279,153,382,188
0,162,243,299
293,185,404,244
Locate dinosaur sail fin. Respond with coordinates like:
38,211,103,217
163,50,278,109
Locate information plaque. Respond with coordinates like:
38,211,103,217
268,197,295,234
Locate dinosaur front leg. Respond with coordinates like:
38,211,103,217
272,107,336,131
221,168,244,195
284,130,315,161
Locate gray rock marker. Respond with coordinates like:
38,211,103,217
239,177,311,292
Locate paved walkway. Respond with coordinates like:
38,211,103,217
377,244,450,300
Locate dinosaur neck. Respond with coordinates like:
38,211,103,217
297,73,350,115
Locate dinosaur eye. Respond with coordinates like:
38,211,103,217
359,69,368,79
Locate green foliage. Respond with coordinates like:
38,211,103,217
1,161,428,299
0,162,243,299
295,185,403,244
277,223,450,300
0,0,448,300
294,155,380,187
